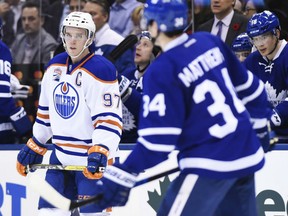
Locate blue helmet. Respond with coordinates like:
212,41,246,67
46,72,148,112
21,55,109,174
231,33,253,52
142,0,188,32
246,10,280,38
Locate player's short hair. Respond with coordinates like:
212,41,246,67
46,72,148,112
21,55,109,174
247,10,280,38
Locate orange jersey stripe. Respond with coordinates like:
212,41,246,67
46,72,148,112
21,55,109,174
55,143,91,150
94,119,122,130
37,112,49,119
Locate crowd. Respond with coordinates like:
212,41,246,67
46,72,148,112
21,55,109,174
0,0,287,214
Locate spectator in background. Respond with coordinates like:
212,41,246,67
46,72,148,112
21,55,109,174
83,0,135,75
109,0,142,37
265,0,288,41
0,0,24,47
118,31,161,143
68,0,86,12
243,0,265,19
244,10,288,142
234,0,243,14
11,1,58,65
44,0,67,41
0,17,32,144
231,32,253,62
52,0,87,56
197,0,248,47
190,0,213,33
130,4,144,36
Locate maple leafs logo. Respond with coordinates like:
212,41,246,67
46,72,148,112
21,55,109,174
147,176,172,212
265,81,288,107
122,105,136,131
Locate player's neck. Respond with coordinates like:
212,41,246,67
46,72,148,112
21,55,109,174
71,49,90,64
156,33,176,51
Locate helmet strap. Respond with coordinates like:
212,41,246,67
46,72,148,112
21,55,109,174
266,36,279,60
62,38,92,59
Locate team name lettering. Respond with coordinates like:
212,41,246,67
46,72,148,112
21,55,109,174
55,94,75,115
178,47,224,87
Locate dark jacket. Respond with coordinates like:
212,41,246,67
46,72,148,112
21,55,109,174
197,12,248,47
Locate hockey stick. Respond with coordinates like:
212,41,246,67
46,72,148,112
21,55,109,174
27,167,180,211
106,34,138,63
27,164,86,172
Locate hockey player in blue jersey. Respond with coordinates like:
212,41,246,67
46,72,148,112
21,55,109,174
231,32,253,62
244,10,288,142
119,30,161,143
89,0,273,215
16,12,122,215
0,17,32,144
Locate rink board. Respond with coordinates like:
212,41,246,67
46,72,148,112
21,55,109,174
0,144,287,216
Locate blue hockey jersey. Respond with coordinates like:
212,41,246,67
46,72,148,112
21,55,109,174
120,67,144,143
244,40,288,136
123,32,270,178
0,40,32,143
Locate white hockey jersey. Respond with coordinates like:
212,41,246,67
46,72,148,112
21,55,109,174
33,52,122,165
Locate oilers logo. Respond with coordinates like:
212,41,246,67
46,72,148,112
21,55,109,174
53,82,79,119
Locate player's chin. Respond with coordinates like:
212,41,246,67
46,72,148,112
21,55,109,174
259,48,268,55
67,49,78,56
134,56,141,63
211,7,221,13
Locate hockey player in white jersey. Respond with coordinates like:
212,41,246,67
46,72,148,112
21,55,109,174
87,0,273,215
244,10,288,142
16,12,122,215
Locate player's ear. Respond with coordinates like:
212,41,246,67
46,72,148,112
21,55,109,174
148,21,158,39
276,29,281,39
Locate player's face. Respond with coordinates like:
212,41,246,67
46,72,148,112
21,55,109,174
82,2,108,32
210,0,234,19
63,27,89,58
234,51,251,62
134,38,153,65
21,7,43,34
251,32,277,56
243,0,257,19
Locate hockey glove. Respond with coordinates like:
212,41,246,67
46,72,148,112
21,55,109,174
94,163,137,210
118,75,131,102
16,138,47,176
83,145,109,179
270,109,281,127
10,74,31,99
10,107,32,136
255,124,278,153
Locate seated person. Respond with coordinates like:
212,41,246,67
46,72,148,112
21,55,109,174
231,32,253,62
119,31,161,143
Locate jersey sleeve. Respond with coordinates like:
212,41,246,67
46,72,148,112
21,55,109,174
216,38,271,129
123,58,183,173
32,71,53,144
83,62,123,159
